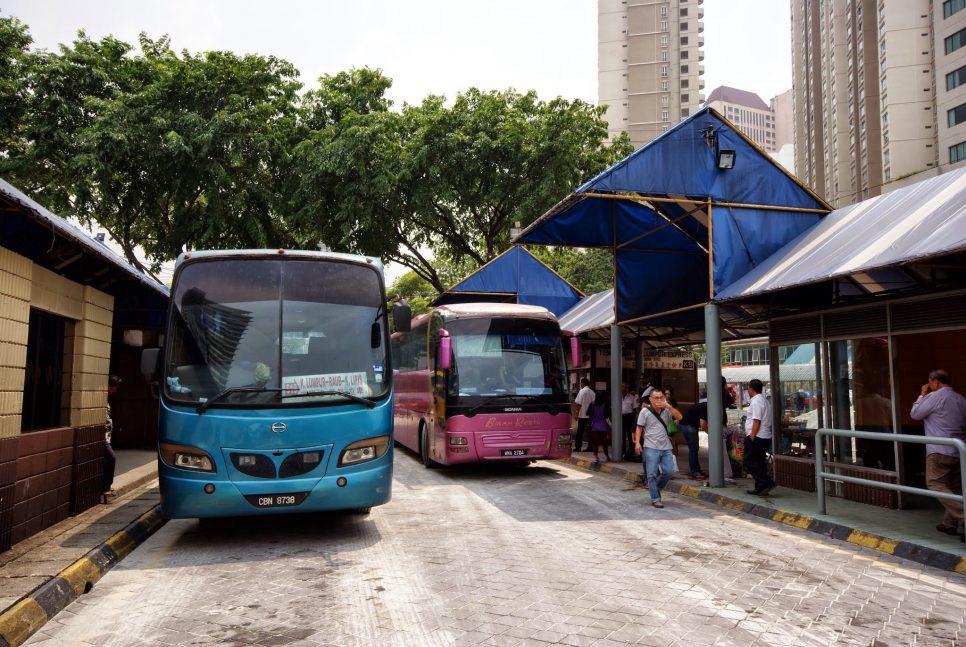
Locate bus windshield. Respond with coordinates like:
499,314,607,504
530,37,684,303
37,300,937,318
164,258,389,407
446,317,567,404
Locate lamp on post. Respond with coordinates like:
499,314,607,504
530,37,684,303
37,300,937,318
716,149,737,169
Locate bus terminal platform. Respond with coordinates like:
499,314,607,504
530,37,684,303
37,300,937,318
0,444,962,645
567,447,966,575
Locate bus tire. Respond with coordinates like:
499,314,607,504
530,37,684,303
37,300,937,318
420,427,438,469
350,507,371,515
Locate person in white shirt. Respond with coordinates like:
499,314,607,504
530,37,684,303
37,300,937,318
620,382,637,460
743,379,775,496
573,378,595,452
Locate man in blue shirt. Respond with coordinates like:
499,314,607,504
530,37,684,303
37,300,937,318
911,369,966,542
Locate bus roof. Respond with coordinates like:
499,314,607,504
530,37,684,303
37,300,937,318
432,302,557,323
174,249,384,274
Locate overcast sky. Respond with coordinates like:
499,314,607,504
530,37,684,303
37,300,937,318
4,0,792,107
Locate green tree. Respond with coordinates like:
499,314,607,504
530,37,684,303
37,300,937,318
5,33,303,277
292,81,632,292
0,15,32,153
530,247,614,295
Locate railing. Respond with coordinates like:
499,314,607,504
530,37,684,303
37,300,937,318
815,428,966,516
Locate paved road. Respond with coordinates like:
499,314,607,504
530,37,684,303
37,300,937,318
27,451,966,646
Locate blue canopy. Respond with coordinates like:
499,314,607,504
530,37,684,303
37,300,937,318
514,107,830,339
432,246,583,317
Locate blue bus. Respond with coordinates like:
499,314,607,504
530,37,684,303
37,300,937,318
144,249,409,518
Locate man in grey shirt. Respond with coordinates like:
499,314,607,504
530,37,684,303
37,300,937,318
633,388,682,508
910,369,966,541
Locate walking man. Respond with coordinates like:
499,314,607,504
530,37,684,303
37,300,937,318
634,387,682,508
910,369,966,542
743,379,776,496
573,378,595,453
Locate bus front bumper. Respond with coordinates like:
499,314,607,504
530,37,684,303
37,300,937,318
158,463,393,519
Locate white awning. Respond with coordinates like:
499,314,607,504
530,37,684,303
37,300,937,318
716,167,966,301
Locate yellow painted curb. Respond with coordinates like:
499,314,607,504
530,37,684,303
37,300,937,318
0,598,47,647
105,530,137,560
956,557,966,575
58,557,103,596
772,511,812,529
846,530,898,554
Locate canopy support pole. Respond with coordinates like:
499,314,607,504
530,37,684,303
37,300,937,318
610,324,623,462
705,303,724,488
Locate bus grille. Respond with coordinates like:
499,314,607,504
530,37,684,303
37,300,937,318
480,432,546,447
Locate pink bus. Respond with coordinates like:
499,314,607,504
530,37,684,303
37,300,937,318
392,303,575,466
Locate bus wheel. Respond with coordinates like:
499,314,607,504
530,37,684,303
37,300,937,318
350,507,371,515
420,428,438,469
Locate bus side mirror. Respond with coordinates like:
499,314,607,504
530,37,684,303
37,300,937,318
141,347,161,382
439,332,452,371
392,299,411,333
569,335,582,369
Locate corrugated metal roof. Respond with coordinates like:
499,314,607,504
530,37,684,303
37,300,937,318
716,167,966,301
557,289,614,334
0,178,169,298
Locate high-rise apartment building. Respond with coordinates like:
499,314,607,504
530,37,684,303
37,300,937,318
705,86,778,152
599,0,706,148
792,0,966,208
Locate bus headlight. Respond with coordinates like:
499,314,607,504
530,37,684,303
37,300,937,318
338,435,390,467
160,443,215,472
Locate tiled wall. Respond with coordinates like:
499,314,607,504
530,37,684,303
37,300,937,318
0,249,115,551
0,248,31,439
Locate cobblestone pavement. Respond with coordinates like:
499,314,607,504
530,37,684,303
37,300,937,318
27,451,966,647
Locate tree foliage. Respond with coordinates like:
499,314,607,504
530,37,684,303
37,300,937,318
530,247,615,295
2,19,632,291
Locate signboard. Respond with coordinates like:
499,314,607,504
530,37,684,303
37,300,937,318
641,350,696,371
282,372,369,397
594,347,636,368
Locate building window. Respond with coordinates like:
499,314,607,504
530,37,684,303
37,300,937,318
681,94,689,102
681,108,689,117
660,20,668,31
681,36,689,45
660,51,669,61
948,103,966,127
681,79,689,88
662,95,669,106
681,51,689,59
662,111,669,122
681,65,689,73
947,65,966,90
661,35,668,47
681,22,688,31
680,8,688,16
945,27,966,54
660,5,668,17
944,0,966,18
661,66,668,77
661,80,669,91
950,141,966,162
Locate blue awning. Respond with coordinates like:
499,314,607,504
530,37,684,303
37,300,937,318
432,246,583,317
514,107,830,341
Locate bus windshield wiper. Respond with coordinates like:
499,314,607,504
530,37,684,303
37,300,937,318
277,390,376,408
197,386,281,413
464,393,558,417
